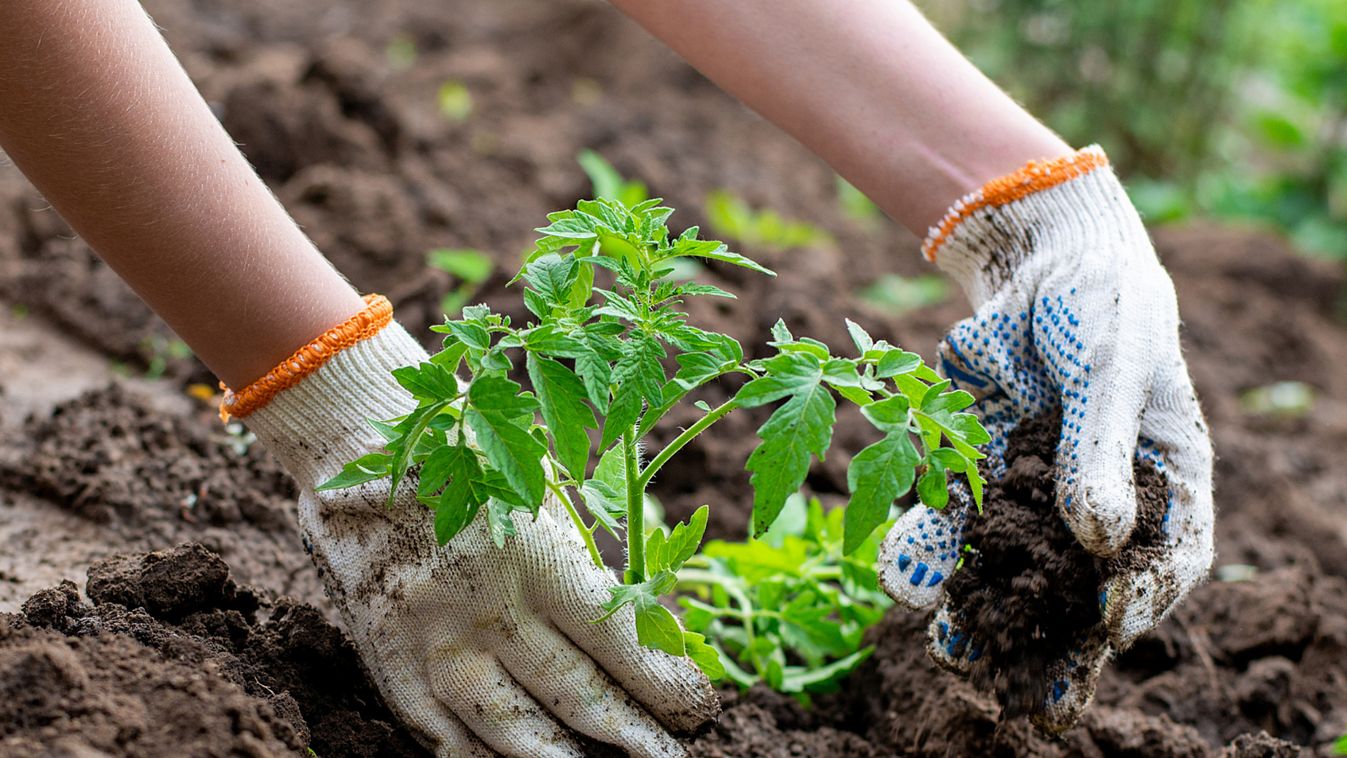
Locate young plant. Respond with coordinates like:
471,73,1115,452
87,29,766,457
678,494,893,699
704,189,832,251
578,149,650,209
427,248,493,317
319,196,988,677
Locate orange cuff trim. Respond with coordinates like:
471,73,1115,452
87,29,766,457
921,145,1109,262
219,294,393,422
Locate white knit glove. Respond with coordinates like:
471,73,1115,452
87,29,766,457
233,306,717,757
876,147,1214,731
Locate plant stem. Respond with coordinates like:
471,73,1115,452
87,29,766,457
637,398,738,490
547,478,604,569
624,429,644,583
677,567,757,651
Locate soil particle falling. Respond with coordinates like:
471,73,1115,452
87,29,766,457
942,407,1171,717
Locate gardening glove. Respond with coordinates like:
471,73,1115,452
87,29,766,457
875,147,1214,731
223,295,718,757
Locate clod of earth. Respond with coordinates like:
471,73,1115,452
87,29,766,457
942,407,1170,718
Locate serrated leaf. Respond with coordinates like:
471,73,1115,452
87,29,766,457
665,504,709,571
464,377,546,506
821,358,862,388
746,380,837,536
600,383,643,452
316,452,391,491
440,321,491,352
392,361,462,402
418,445,492,543
386,401,450,507
770,319,793,343
843,433,918,554
615,332,666,406
527,355,597,480
523,254,579,305
580,478,624,536
733,352,822,408
673,351,730,391
684,632,726,680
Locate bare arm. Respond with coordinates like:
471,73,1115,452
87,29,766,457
608,0,1070,234
0,0,364,387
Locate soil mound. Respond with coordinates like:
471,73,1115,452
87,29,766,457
3,544,423,757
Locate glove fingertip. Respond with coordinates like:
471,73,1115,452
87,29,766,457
878,507,963,608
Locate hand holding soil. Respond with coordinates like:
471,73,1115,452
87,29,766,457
879,150,1215,732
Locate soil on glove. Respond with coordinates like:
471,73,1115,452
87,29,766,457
940,408,1170,717
0,0,1345,755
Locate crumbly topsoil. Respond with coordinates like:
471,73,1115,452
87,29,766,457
2,544,421,757
0,0,1345,755
941,408,1170,717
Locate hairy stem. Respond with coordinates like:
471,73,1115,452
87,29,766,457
637,398,738,490
624,429,644,583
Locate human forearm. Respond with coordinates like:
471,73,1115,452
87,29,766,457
0,0,363,386
608,0,1070,234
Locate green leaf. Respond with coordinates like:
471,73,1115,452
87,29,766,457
684,632,725,680
916,462,950,510
665,505,709,571
527,355,597,480
484,497,519,547
523,254,579,305
645,528,669,574
843,434,919,554
579,478,624,536
574,334,616,414
733,352,823,408
844,319,873,355
859,395,911,433
875,350,922,378
746,379,837,536
769,319,793,343
386,401,450,507
578,149,626,202
779,646,874,692
440,320,491,352
464,376,546,507
673,351,731,391
615,332,666,406
316,452,391,491
392,362,461,402
427,248,492,282
418,446,492,543
635,602,685,656
600,383,643,452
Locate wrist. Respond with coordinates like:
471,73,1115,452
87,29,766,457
923,146,1147,306
220,294,428,489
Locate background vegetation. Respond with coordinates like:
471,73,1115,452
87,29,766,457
922,0,1347,259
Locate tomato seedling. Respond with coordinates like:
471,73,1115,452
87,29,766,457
320,196,989,675
678,494,894,697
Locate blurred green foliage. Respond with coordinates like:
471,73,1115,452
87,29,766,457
924,0,1347,258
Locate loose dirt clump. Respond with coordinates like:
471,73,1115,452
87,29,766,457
2,544,423,757
941,408,1170,717
0,384,326,607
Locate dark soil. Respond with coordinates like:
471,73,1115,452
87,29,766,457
5,544,422,757
941,408,1170,717
0,0,1345,755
